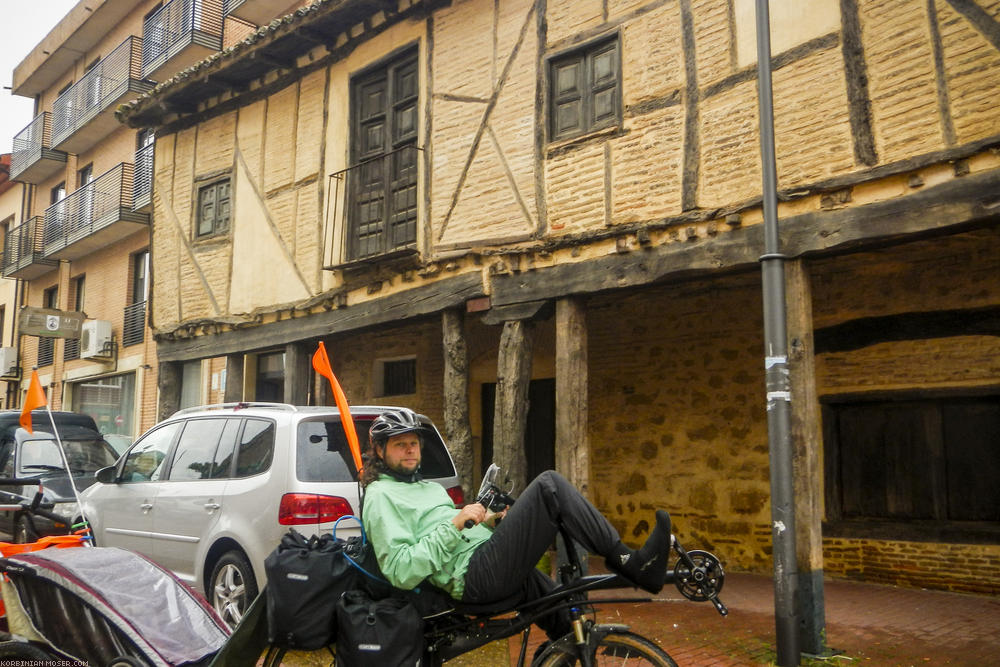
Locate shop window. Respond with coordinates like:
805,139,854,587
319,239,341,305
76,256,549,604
71,373,136,442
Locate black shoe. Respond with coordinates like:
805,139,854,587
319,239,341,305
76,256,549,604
606,510,672,594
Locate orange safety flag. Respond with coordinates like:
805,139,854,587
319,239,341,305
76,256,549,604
312,341,363,474
20,369,48,434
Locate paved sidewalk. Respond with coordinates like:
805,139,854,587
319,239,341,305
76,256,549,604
283,571,1000,666
573,571,1000,666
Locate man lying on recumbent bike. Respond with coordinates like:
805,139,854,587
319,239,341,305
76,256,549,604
361,408,673,641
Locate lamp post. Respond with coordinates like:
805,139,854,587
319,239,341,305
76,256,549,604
754,1,800,665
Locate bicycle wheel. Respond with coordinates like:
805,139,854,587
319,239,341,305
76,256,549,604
536,630,678,667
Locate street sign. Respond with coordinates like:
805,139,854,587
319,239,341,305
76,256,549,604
18,307,86,339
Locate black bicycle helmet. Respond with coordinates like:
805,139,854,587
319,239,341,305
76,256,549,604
368,408,427,448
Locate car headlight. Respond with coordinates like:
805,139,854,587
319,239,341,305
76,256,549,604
53,501,80,528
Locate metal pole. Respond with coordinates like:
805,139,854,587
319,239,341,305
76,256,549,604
754,1,800,665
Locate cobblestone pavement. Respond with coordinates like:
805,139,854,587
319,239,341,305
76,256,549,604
284,571,1000,666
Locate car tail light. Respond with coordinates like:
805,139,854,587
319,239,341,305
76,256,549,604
446,485,465,507
278,493,354,525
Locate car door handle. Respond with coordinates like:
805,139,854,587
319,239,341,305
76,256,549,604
204,502,221,511
140,503,153,512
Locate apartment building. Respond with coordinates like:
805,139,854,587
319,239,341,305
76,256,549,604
0,155,24,407
2,0,291,443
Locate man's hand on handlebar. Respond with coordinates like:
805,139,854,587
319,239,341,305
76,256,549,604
453,503,486,530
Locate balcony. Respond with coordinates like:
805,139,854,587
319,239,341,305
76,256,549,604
123,301,147,347
134,142,155,212
2,217,59,279
142,0,224,81
51,37,155,155
42,163,150,261
222,0,275,26
10,113,67,184
329,145,420,265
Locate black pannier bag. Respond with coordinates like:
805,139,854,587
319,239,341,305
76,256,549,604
264,516,387,650
336,589,424,666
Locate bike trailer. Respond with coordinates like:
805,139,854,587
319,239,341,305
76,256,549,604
0,546,229,666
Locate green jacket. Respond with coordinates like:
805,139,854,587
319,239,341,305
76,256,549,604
363,474,491,599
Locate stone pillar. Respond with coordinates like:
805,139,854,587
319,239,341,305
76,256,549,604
157,361,182,421
555,297,590,496
493,319,534,493
284,342,310,406
224,353,244,403
442,309,474,495
786,259,826,654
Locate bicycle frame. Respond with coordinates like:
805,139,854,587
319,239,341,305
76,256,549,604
423,525,727,666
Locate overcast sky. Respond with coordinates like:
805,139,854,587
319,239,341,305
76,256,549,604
1,2,80,155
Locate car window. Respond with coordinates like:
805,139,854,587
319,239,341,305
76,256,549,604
168,419,231,481
296,419,364,482
296,417,455,482
60,438,119,472
17,440,67,473
212,419,241,478
234,419,274,478
0,443,13,476
121,422,180,483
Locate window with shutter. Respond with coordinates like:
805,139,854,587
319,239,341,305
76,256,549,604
196,179,231,238
347,48,419,260
549,36,621,142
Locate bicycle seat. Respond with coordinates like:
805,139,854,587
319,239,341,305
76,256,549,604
445,590,525,617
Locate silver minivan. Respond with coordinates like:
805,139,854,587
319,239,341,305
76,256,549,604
79,403,463,627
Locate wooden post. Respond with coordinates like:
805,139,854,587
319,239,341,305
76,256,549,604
284,342,310,406
493,319,534,493
157,361,182,421
442,309,474,495
224,353,244,403
786,259,826,654
555,298,590,495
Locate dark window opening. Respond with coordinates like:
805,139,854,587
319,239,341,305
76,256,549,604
824,395,1000,541
549,36,621,142
381,358,416,396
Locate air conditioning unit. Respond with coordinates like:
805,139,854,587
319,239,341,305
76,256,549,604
0,347,18,377
81,320,113,359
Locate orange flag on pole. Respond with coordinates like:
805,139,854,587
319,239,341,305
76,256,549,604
20,370,47,434
312,342,363,474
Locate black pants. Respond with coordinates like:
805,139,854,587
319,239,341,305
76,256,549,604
462,471,622,638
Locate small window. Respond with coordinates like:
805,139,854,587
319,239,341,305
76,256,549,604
549,36,621,141
378,358,417,396
121,422,180,483
196,179,231,237
235,418,274,478
168,418,228,481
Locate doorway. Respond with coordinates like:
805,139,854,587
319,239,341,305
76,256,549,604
481,378,555,480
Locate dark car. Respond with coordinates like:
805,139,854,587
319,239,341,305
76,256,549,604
0,410,120,543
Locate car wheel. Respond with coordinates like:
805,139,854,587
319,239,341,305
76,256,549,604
210,550,258,629
14,515,38,544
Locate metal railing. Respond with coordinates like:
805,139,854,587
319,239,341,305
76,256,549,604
43,163,136,256
51,36,146,148
329,145,420,262
10,113,61,180
142,0,224,78
123,301,146,347
2,217,57,277
134,143,155,211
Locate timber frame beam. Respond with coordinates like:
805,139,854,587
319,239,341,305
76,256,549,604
489,168,1000,307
